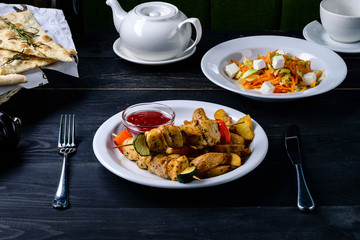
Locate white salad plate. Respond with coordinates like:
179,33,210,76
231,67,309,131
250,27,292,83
201,35,347,101
113,38,196,65
93,100,268,189
303,20,360,53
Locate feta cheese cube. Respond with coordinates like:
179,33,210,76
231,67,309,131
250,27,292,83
253,59,266,70
225,63,239,78
272,55,285,69
276,49,286,55
303,72,317,85
259,82,275,94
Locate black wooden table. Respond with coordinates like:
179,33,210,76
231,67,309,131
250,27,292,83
1,30,359,239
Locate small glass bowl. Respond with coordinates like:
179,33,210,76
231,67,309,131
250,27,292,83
122,102,175,136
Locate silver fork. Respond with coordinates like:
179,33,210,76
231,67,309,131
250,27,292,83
53,114,76,209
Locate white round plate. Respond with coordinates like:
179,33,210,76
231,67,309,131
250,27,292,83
93,100,268,189
303,20,360,53
113,38,196,65
201,35,347,101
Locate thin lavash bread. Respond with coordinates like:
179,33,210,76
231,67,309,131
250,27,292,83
0,48,56,75
0,74,27,86
0,10,77,62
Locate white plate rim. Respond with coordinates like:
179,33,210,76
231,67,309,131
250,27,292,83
201,35,347,101
113,38,196,65
303,20,360,53
93,100,269,189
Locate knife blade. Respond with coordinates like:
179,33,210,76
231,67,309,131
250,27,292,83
285,125,315,212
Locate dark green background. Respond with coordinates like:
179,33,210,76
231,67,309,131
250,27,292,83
2,0,321,30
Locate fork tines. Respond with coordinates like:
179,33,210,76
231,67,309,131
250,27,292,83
58,114,76,148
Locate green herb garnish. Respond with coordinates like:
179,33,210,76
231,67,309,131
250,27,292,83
0,16,41,49
1,50,29,66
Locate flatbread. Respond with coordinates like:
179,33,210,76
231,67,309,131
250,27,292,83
0,73,27,86
0,10,76,62
0,48,56,75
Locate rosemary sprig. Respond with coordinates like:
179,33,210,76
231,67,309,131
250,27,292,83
0,16,41,49
1,50,29,66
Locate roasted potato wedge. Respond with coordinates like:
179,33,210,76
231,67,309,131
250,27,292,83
214,109,234,131
201,165,232,178
230,133,245,145
214,109,227,119
190,153,231,174
229,153,241,166
241,148,251,157
235,114,254,141
209,144,245,155
218,153,241,166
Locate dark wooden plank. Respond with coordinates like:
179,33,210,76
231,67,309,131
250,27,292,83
1,156,360,208
0,202,359,239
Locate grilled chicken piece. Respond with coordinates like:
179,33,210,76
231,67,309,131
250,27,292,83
192,108,208,121
136,156,151,170
136,154,189,181
145,128,168,153
122,137,139,161
147,154,188,180
160,125,183,149
121,137,151,169
187,108,221,147
196,119,221,147
179,124,207,147
148,154,171,179
167,155,189,181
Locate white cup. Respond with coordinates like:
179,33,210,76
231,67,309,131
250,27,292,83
320,0,360,43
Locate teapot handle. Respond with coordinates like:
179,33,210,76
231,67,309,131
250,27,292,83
178,18,202,53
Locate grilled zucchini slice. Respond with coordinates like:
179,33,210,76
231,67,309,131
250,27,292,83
133,133,151,156
177,166,198,183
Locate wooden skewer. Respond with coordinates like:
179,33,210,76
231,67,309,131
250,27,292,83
226,121,244,127
193,176,202,181
111,144,132,149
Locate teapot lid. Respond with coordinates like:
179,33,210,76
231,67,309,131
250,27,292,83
134,2,178,19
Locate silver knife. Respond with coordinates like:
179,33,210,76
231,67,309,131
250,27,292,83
285,125,315,212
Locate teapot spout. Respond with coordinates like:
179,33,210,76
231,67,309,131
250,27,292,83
106,0,127,33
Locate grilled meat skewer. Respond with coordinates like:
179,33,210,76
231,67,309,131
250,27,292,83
122,137,189,181
136,108,221,154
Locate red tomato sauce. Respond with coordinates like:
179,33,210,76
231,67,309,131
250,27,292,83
126,111,171,134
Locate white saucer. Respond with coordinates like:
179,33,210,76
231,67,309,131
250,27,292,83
303,20,360,53
113,38,196,65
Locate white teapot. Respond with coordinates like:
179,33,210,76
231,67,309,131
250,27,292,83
106,0,202,61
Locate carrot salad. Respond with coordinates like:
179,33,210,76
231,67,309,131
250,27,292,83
228,50,324,93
